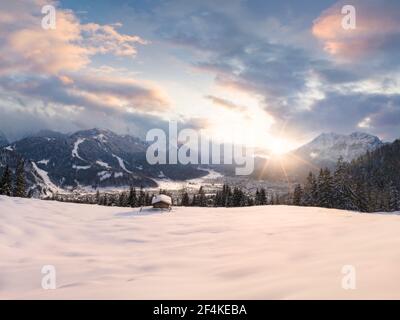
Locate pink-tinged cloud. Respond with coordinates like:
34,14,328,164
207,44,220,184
0,0,170,115
82,23,149,57
0,1,147,75
0,72,170,116
312,0,400,61
70,74,170,113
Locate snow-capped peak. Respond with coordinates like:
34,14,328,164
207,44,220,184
296,132,383,163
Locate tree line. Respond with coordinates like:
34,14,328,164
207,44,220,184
0,160,27,198
50,184,283,208
51,186,158,207
4,143,399,214
291,149,400,213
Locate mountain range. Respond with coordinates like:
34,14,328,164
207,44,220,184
0,129,388,195
0,128,207,196
252,132,384,181
294,132,383,166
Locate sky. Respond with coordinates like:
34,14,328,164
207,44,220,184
0,0,400,153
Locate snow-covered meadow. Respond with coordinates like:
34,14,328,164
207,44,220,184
1,195,400,299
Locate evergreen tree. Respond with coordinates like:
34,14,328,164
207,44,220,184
191,194,198,206
198,187,207,207
259,188,267,205
274,194,281,205
214,190,223,207
118,192,127,207
332,157,357,210
317,168,334,208
354,181,369,212
223,184,233,207
128,186,137,207
302,172,317,206
103,194,109,206
232,187,242,207
389,181,399,212
0,165,12,196
108,194,116,206
138,186,145,206
255,189,260,205
145,192,151,206
13,159,26,198
293,184,303,206
95,190,100,204
181,192,190,206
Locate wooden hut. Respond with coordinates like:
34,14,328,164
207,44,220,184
151,194,172,209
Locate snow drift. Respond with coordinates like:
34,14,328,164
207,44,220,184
1,195,400,299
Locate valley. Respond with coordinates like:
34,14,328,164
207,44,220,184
0,128,388,200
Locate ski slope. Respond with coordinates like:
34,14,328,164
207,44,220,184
1,196,400,299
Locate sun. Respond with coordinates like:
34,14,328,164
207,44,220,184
205,114,297,157
269,138,290,156
201,99,298,156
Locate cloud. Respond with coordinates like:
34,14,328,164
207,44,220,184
196,41,315,121
2,0,400,144
0,95,171,142
0,1,148,76
366,99,400,129
312,0,400,62
82,22,149,57
155,1,400,140
67,73,170,113
205,95,246,112
0,0,170,134
0,4,87,75
289,92,400,141
0,73,170,115
181,117,211,131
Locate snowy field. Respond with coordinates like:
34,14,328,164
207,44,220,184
1,196,400,299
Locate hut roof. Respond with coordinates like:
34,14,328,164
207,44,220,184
152,194,172,205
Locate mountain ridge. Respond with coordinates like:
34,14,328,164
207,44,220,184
0,128,387,195
294,131,383,164
1,128,208,195
252,131,384,181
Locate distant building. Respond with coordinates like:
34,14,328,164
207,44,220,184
152,194,172,209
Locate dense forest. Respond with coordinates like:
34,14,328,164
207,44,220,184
0,160,27,198
291,140,400,212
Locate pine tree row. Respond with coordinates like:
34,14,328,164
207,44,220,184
50,184,282,208
178,185,280,207
0,160,27,198
291,155,400,212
